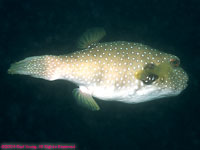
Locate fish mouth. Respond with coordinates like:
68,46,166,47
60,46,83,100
154,67,188,94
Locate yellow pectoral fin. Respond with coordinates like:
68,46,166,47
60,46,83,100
135,63,173,85
77,27,106,49
72,88,100,111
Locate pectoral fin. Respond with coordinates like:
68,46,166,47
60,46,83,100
72,88,100,111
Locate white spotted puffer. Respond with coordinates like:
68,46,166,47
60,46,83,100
8,41,188,106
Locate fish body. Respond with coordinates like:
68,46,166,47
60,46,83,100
8,28,188,110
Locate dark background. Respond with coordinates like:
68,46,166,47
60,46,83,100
0,0,200,150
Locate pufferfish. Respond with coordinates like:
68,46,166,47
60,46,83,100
8,28,188,111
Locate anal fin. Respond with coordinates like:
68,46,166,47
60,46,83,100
72,88,100,111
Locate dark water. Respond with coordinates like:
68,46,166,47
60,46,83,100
0,0,200,150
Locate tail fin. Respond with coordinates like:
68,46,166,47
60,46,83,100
8,55,60,80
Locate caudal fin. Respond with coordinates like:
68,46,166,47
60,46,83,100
8,55,54,80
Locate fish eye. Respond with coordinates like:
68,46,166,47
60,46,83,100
141,74,159,85
170,59,180,67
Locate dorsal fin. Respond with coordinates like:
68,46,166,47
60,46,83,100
77,27,106,49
